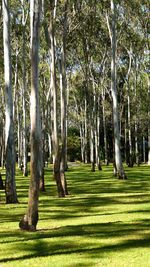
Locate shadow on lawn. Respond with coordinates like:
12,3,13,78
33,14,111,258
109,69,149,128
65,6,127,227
0,219,150,265
64,165,150,196
0,165,150,266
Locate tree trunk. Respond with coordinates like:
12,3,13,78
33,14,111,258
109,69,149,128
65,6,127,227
124,118,127,163
3,0,18,203
48,132,53,164
102,88,108,165
60,0,68,194
134,58,139,166
90,124,95,172
135,121,139,165
13,47,18,122
148,132,150,165
39,85,46,192
80,124,84,162
22,2,28,177
110,0,126,179
49,5,65,197
19,0,41,231
84,97,88,163
1,120,5,168
143,136,146,164
126,49,133,167
17,104,22,169
148,77,150,165
127,87,133,167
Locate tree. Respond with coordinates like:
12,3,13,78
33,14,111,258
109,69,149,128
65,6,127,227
59,0,69,194
148,77,150,165
44,0,68,197
21,0,28,177
107,0,126,179
2,0,18,203
19,0,41,231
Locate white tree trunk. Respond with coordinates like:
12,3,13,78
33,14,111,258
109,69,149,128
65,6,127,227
84,97,88,163
49,5,65,197
110,0,126,179
127,89,133,166
126,49,133,166
3,0,18,203
143,136,146,164
134,58,139,166
80,124,84,162
60,54,68,193
22,0,28,176
90,126,95,172
102,88,108,165
17,103,22,169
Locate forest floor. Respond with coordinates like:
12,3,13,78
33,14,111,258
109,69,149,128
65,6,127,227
0,164,150,267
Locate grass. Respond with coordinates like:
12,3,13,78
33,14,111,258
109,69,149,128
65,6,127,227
0,163,150,267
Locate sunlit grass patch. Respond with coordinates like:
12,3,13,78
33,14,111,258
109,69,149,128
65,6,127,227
0,164,150,266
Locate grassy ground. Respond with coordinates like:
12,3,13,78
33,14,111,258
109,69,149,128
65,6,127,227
0,163,150,267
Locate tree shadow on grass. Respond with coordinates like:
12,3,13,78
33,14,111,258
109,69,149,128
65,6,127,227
66,165,150,196
0,165,150,266
0,219,149,265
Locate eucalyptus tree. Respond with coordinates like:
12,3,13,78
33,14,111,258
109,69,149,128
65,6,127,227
59,0,69,193
65,0,149,170
106,0,126,179
148,77,150,165
19,0,41,231
0,85,5,168
125,1,149,165
2,0,18,202
21,0,29,176
43,0,68,197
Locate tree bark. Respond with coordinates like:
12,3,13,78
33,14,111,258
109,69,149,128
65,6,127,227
143,136,146,163
102,88,108,165
127,86,133,167
22,0,28,177
60,0,68,194
126,49,133,167
48,4,65,197
19,0,41,231
148,132,150,165
147,77,150,165
3,0,18,203
110,0,126,179
17,102,22,169
134,58,139,166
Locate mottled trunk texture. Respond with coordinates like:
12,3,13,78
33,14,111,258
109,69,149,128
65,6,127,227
48,5,66,197
60,0,68,195
110,0,126,179
19,0,41,231
3,0,18,203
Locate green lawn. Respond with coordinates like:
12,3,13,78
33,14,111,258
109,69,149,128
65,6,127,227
0,164,150,267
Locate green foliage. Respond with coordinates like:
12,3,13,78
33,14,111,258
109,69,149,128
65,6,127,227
67,127,81,161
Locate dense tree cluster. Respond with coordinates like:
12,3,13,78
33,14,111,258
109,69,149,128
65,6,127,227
0,0,149,230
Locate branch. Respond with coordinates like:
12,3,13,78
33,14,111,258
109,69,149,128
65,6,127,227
105,12,112,42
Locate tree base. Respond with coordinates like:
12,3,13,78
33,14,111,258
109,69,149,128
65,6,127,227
118,174,127,180
19,215,37,231
91,163,95,172
97,164,102,171
0,174,4,190
127,162,134,167
23,171,28,177
6,196,18,204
